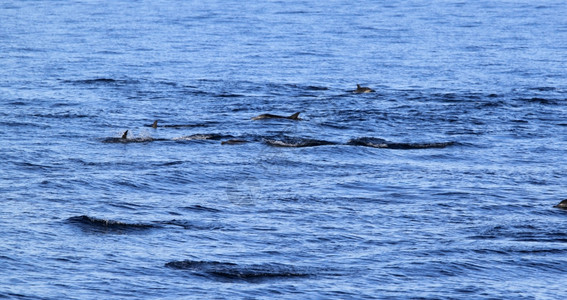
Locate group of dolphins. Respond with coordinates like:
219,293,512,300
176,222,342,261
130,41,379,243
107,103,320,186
118,84,375,142
112,83,567,209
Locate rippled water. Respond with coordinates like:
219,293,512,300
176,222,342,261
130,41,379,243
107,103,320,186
2,0,567,299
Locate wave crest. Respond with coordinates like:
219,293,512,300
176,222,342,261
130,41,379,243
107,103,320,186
348,137,455,149
166,260,310,281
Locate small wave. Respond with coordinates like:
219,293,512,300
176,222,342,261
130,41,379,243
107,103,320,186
8,101,27,106
14,162,55,169
182,205,222,213
0,121,44,128
347,137,455,149
154,161,185,166
79,78,118,83
67,215,157,233
264,136,336,148
521,97,558,105
214,93,244,98
470,224,567,243
144,122,211,128
32,113,91,119
529,87,556,92
173,133,232,141
65,78,136,85
101,137,160,143
159,220,224,230
165,260,310,281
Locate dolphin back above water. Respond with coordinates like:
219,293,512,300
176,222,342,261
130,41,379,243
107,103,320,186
251,112,301,120
354,84,374,93
221,139,248,145
121,130,128,139
555,199,567,209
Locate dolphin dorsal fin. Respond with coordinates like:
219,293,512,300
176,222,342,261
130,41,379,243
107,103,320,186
357,84,361,89
152,120,158,128
121,130,128,139
289,112,301,120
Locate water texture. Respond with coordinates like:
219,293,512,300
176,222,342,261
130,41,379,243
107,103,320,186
2,0,567,299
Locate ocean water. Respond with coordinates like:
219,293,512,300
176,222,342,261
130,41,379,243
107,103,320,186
2,0,567,299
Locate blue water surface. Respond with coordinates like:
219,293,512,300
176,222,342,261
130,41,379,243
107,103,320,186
2,0,567,299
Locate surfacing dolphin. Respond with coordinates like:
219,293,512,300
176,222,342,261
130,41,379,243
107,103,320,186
121,130,128,139
221,139,248,145
554,199,567,209
354,84,374,93
251,112,301,121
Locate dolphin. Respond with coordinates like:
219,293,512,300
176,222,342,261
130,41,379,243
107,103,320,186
221,139,248,145
354,84,374,93
252,112,301,121
554,199,567,209
151,120,158,128
121,130,128,139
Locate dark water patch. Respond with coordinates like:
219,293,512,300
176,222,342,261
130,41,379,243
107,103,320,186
114,179,150,189
476,100,505,108
529,87,557,92
166,260,310,282
520,97,558,105
65,78,137,85
511,248,567,254
51,102,79,108
514,237,567,243
470,224,567,242
347,137,456,149
510,119,529,123
153,161,185,167
157,80,179,87
181,205,222,213
14,162,56,170
32,113,91,119
185,89,215,97
275,10,310,15
432,92,460,102
108,202,149,211
173,133,233,141
67,215,158,233
0,292,40,299
264,136,337,148
0,254,15,263
214,93,244,98
1,121,49,128
8,101,27,106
